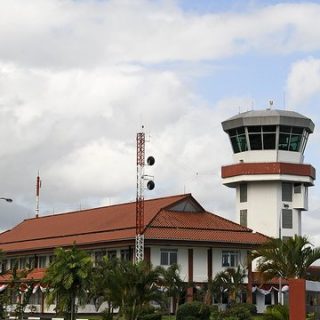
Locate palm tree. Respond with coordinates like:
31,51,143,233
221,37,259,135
43,245,92,320
212,265,247,303
90,256,121,318
161,263,184,316
117,261,164,320
252,235,320,279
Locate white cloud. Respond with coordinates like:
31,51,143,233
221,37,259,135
1,1,320,67
286,57,320,107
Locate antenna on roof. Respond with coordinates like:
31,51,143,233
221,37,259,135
35,171,42,218
267,100,273,110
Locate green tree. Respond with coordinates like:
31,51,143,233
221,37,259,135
90,256,121,318
117,261,164,320
43,246,92,320
213,266,247,303
252,235,320,279
161,263,184,316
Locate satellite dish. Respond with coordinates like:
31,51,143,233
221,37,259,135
147,156,155,166
147,180,155,190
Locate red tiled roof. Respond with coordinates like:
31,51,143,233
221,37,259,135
145,228,266,245
150,210,251,231
0,194,268,253
0,268,46,283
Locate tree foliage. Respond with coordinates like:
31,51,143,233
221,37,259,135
212,266,247,303
252,235,320,279
43,245,93,320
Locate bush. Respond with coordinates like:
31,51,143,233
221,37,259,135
263,304,289,320
176,301,211,320
223,304,251,320
138,305,162,320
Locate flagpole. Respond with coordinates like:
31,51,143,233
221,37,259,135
36,172,41,218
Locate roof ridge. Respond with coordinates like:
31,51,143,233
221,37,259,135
21,193,190,222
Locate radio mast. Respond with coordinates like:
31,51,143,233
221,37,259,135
135,127,155,263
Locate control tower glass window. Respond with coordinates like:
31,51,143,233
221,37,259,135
248,126,262,150
228,127,248,153
279,126,303,152
262,126,276,149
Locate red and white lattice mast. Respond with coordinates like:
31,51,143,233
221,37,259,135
35,172,42,218
135,127,155,263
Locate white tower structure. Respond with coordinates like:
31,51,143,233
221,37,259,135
221,109,315,239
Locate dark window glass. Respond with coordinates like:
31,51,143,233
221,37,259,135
238,134,248,152
263,133,276,149
222,251,239,267
249,134,262,150
289,134,301,151
240,209,247,227
248,126,261,132
38,256,47,268
265,293,272,305
263,125,276,132
107,250,117,259
282,183,292,201
279,133,290,150
237,127,245,134
228,129,237,136
294,183,302,194
292,127,304,134
160,249,177,266
282,209,293,229
1,260,7,272
170,252,177,265
240,184,247,203
231,137,240,153
95,250,107,263
20,257,27,269
280,126,291,133
10,259,18,270
252,291,257,304
120,249,130,261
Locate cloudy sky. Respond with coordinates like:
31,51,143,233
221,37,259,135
0,0,319,244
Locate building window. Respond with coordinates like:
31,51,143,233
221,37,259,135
282,236,292,242
28,256,36,268
279,126,303,152
222,251,239,267
294,183,302,194
240,184,247,203
282,183,292,202
282,209,293,229
107,250,117,260
240,210,247,227
29,289,42,305
0,260,7,273
10,258,18,270
49,255,55,264
95,250,106,264
19,257,27,269
160,249,177,266
262,126,276,150
265,293,272,305
38,256,47,268
120,249,130,261
228,127,248,153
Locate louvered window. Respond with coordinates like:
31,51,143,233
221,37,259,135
282,183,292,202
282,209,293,229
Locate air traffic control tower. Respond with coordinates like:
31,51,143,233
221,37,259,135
221,109,316,239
